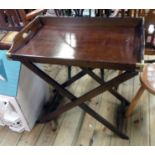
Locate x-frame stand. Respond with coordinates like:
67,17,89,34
22,61,138,139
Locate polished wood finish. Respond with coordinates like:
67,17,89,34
122,10,155,116
120,9,155,56
8,16,144,139
8,16,144,71
53,10,93,79
117,9,155,95
144,10,155,55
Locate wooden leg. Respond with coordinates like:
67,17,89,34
100,69,104,81
114,70,123,90
82,68,130,106
23,62,137,139
68,66,71,79
125,85,145,117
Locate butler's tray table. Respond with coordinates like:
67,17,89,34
7,16,144,139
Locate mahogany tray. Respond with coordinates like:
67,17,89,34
8,16,144,70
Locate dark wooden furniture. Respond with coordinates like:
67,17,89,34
125,10,155,116
120,10,155,56
8,16,144,139
144,10,155,56
53,9,92,79
0,9,46,50
94,9,121,80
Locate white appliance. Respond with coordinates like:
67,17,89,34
0,51,49,132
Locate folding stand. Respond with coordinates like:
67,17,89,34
22,61,138,139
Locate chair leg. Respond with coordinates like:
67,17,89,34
68,66,72,79
125,85,145,117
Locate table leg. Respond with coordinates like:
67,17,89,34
67,66,72,79
22,61,137,139
100,69,104,81
81,68,138,130
53,69,88,93
82,68,135,106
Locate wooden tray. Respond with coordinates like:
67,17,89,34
8,16,144,70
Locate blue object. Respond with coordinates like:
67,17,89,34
0,50,21,97
0,59,7,81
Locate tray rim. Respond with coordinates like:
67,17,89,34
8,16,145,71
